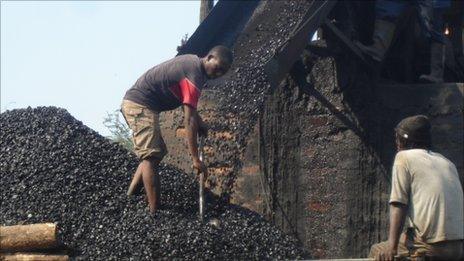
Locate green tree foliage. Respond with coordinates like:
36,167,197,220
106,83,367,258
103,110,133,150
177,33,189,52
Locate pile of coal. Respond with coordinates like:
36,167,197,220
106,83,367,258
0,107,306,260
210,0,312,137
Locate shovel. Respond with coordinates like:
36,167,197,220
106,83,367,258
197,136,205,222
196,136,221,228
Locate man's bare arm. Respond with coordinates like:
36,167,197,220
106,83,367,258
388,202,407,250
377,202,407,261
183,105,207,174
184,105,199,161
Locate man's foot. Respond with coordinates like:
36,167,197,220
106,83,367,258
418,42,445,84
143,194,158,214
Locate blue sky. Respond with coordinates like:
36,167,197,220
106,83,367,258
1,1,201,136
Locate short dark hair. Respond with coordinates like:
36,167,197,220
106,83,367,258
396,133,431,150
395,115,432,149
207,45,233,65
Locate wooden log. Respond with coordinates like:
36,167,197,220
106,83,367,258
0,253,68,261
0,223,57,252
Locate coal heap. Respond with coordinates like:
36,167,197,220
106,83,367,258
0,107,305,260
210,1,312,138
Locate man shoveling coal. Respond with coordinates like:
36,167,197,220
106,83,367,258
121,46,233,214
369,115,464,260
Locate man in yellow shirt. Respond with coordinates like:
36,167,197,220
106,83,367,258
370,115,463,261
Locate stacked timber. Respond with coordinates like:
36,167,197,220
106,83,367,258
0,223,68,261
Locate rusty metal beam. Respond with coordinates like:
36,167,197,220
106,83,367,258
178,0,260,57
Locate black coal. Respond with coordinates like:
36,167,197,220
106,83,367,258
0,107,305,260
210,1,312,135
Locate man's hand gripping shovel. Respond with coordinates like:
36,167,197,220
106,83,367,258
195,130,220,227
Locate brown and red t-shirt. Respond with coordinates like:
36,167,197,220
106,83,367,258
124,54,206,112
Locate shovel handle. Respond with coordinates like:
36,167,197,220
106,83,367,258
198,136,205,221
199,171,205,221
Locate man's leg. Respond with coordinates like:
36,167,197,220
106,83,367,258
121,100,145,196
355,0,402,62
356,18,396,62
418,42,445,83
369,241,395,258
153,165,161,209
417,2,447,84
127,163,143,196
150,157,161,209
141,159,156,213
140,157,161,214
369,238,409,259
121,100,165,213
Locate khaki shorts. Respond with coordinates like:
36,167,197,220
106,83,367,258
120,100,167,161
369,233,463,260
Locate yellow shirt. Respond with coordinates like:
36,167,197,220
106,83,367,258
390,149,464,243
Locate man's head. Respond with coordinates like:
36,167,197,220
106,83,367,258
395,115,432,151
202,45,233,79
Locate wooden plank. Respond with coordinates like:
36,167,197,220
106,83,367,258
0,223,57,252
0,253,68,261
313,259,374,261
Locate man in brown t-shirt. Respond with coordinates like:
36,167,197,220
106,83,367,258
121,45,233,214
